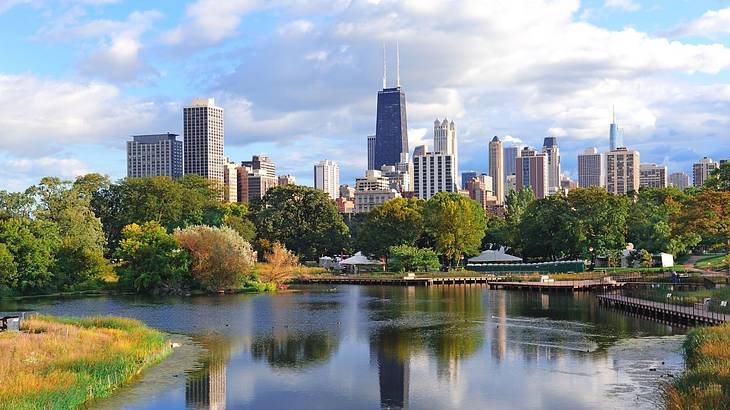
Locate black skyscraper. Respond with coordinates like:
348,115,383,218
373,44,408,170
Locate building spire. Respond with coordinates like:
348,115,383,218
612,104,615,124
396,41,401,88
382,42,387,89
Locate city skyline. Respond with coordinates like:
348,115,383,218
3,1,730,191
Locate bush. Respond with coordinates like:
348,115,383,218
388,245,440,272
260,242,298,286
174,225,256,292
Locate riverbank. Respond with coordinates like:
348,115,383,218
0,315,172,409
665,323,730,409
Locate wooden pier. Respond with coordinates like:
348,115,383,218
295,276,493,286
597,294,729,326
486,279,621,292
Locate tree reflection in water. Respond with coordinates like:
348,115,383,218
250,331,339,369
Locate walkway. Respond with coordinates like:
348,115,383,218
597,294,729,326
487,279,621,292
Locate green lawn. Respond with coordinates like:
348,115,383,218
695,253,729,271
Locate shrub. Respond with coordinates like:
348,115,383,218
388,245,440,272
174,225,256,292
260,242,299,286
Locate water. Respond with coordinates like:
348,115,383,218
0,285,686,409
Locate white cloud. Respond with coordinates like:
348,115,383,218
673,7,730,38
6,157,89,179
604,0,641,12
160,0,258,48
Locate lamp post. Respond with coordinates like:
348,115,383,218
588,246,595,271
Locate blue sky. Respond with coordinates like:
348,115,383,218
1,0,730,191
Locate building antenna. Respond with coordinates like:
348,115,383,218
612,104,616,124
396,41,401,88
382,42,387,89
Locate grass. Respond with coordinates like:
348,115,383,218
695,254,729,271
624,286,730,314
665,323,730,410
0,315,171,410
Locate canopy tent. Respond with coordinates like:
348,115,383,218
339,252,383,274
468,247,523,264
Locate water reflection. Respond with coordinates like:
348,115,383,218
0,286,686,410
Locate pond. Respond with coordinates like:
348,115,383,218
0,285,686,409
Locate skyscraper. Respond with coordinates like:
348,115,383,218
240,155,278,203
367,135,376,170
488,136,504,204
515,147,548,199
223,160,238,203
314,159,340,200
669,172,690,190
126,133,183,178
692,157,719,187
183,98,224,184
413,151,456,200
542,136,561,194
639,163,668,188
433,118,458,186
577,147,604,187
373,45,408,169
609,107,623,151
606,147,640,195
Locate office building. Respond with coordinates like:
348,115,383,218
380,165,410,192
314,160,339,200
505,174,517,195
126,133,183,178
669,172,690,191
503,144,522,185
609,107,623,151
433,118,458,185
278,175,296,186
465,174,496,211
354,170,400,213
242,155,276,178
639,163,668,188
183,98,224,185
413,151,457,200
367,135,377,170
223,160,238,203
560,176,578,193
237,155,278,203
488,136,505,204
606,148,640,195
692,157,719,188
515,147,548,199
461,171,478,190
373,45,408,169
577,147,604,187
542,137,561,194
340,184,355,199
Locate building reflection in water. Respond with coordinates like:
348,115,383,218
185,351,227,410
372,327,411,410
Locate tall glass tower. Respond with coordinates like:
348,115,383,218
373,44,408,169
609,107,623,151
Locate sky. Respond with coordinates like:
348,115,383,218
1,0,730,191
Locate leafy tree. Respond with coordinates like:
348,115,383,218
221,203,256,243
354,197,425,258
0,243,18,291
704,161,730,191
115,221,191,294
250,185,349,260
567,187,630,259
518,194,574,260
502,188,536,255
174,225,256,292
423,192,486,268
682,190,730,251
627,188,699,256
387,245,440,272
0,218,58,293
260,242,299,286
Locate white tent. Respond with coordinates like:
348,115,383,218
340,252,381,265
468,247,522,263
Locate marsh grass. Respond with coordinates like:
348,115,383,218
665,323,730,410
0,315,170,410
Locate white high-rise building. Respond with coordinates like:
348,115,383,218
639,163,668,188
606,148,640,195
692,157,719,188
669,172,690,191
577,148,604,188
488,136,504,204
223,160,238,203
433,118,458,186
413,151,457,200
183,98,224,185
126,133,183,178
542,137,561,194
314,160,340,200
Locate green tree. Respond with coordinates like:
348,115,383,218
387,245,440,272
704,161,730,191
502,188,536,255
0,243,18,291
0,218,58,293
221,203,256,243
518,194,574,260
174,225,256,292
682,190,730,251
115,221,191,294
567,187,630,260
250,185,349,260
354,197,425,258
423,192,486,268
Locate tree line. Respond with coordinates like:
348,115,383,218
0,162,728,295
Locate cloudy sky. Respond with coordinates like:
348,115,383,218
1,0,730,191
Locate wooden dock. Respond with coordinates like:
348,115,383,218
487,279,621,292
597,294,729,326
295,276,493,286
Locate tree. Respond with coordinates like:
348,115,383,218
0,218,58,293
260,243,299,286
682,190,730,252
518,194,574,260
388,245,440,272
354,197,425,258
423,192,486,268
627,188,699,256
704,161,730,191
502,188,536,255
567,187,630,260
250,185,349,260
221,203,256,243
0,243,18,292
174,225,256,292
115,221,191,294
